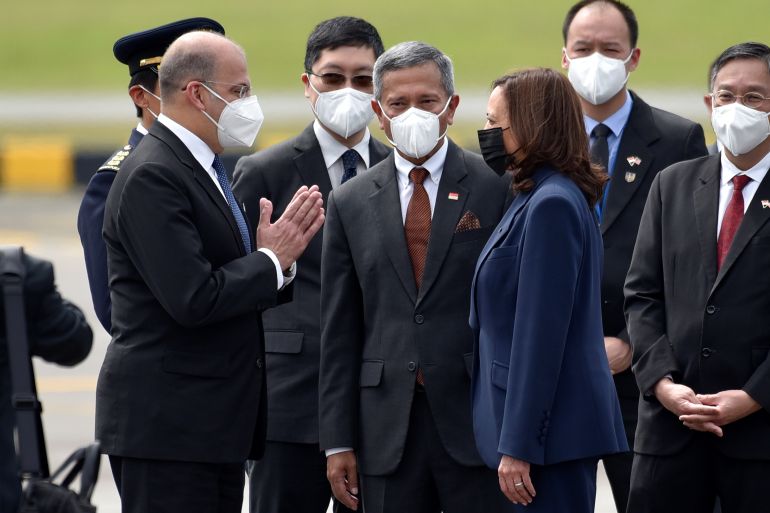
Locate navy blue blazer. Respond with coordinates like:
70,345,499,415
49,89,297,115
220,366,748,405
470,167,627,468
77,128,143,332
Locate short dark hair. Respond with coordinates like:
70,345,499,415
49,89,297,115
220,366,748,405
562,0,638,48
708,42,770,90
129,68,159,118
304,16,384,72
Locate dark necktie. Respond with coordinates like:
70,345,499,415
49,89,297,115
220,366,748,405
341,149,360,184
590,123,612,219
717,174,752,269
213,155,252,254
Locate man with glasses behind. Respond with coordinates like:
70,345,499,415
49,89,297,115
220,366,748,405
233,16,389,513
624,42,770,513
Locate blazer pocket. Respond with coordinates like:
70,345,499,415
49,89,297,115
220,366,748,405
487,245,518,261
162,350,231,378
464,352,473,377
453,225,494,245
360,360,384,387
750,235,770,247
264,331,304,354
491,360,509,389
751,347,770,370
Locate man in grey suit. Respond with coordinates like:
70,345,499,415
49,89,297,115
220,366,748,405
232,17,389,513
319,41,510,513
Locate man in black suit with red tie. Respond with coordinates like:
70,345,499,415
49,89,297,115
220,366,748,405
318,41,510,513
97,30,324,513
624,42,770,513
232,17,388,513
560,2,707,510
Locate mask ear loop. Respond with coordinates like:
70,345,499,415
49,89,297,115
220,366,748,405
138,85,161,119
197,82,232,133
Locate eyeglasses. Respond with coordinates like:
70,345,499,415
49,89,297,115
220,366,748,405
203,81,252,99
710,90,770,109
306,71,374,90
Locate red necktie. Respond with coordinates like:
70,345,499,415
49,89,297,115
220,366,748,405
717,174,752,270
404,167,431,385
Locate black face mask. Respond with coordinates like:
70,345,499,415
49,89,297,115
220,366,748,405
477,126,515,175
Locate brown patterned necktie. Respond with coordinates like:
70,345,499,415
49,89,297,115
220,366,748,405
404,167,431,386
405,167,432,288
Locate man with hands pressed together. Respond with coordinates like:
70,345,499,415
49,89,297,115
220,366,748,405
624,42,770,513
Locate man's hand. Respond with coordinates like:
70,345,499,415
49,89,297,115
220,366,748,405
604,336,632,375
653,378,721,436
498,455,536,505
256,185,324,270
679,390,762,435
327,451,359,511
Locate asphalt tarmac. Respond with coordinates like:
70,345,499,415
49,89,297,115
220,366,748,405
0,190,617,513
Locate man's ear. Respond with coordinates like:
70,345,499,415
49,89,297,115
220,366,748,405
128,85,149,110
184,81,207,110
444,95,461,126
703,93,714,115
372,99,386,130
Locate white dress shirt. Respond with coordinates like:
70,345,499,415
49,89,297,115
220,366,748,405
157,114,293,289
136,122,149,136
313,120,372,189
717,150,770,237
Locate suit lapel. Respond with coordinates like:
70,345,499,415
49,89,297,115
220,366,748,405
712,165,770,293
293,124,334,199
418,143,468,302
693,157,721,287
368,136,392,167
601,93,659,234
370,155,418,302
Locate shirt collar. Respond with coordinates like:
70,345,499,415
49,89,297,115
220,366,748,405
394,137,448,187
584,90,634,138
157,113,216,172
313,120,371,169
136,122,149,136
720,149,770,186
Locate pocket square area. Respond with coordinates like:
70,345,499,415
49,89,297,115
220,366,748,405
456,210,482,232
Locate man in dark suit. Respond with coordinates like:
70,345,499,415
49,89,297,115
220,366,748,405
624,42,770,513
77,18,224,332
319,41,510,513
560,2,707,510
97,31,324,513
0,250,92,512
232,17,388,513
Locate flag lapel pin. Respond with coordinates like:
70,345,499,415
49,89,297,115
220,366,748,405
762,199,770,209
448,192,459,201
627,155,642,167
625,172,637,183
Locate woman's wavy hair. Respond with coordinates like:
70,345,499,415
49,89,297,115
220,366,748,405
493,68,608,206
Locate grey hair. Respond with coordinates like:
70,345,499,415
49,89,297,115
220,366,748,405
373,41,455,100
708,42,770,91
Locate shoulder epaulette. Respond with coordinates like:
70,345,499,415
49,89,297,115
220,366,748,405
97,144,134,173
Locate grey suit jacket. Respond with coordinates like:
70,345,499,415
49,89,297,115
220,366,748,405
318,140,509,475
232,124,391,443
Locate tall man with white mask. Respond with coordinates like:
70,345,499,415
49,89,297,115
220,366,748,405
232,16,389,513
560,2,707,511
318,41,510,513
624,41,770,513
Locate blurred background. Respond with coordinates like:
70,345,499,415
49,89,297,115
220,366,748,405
0,1,768,511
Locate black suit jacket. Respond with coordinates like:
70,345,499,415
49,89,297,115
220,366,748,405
601,92,707,431
625,154,770,458
0,254,92,512
97,120,290,463
319,140,509,475
232,124,390,443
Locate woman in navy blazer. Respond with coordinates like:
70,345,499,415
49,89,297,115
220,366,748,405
471,68,628,511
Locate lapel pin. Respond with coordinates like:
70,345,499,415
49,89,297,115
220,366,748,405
448,192,459,201
627,155,642,167
762,199,770,209
625,171,637,183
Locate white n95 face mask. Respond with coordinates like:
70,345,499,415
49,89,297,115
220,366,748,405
711,102,770,156
201,84,265,148
565,50,633,105
308,79,374,139
380,99,452,159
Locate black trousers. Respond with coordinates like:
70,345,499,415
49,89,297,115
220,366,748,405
627,433,770,513
601,417,635,513
360,388,510,513
248,441,353,513
109,455,244,513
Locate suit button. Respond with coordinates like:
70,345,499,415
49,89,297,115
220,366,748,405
414,314,424,324
706,305,717,315
407,362,417,372
701,348,714,358
256,358,263,369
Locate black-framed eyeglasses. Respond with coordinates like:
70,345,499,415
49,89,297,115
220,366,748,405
203,80,252,99
710,90,770,109
306,71,373,90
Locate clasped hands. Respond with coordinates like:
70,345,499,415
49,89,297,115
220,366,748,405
653,378,761,437
256,185,325,271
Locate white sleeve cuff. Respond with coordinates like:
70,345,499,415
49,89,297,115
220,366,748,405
282,262,297,289
325,447,354,457
257,248,283,290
